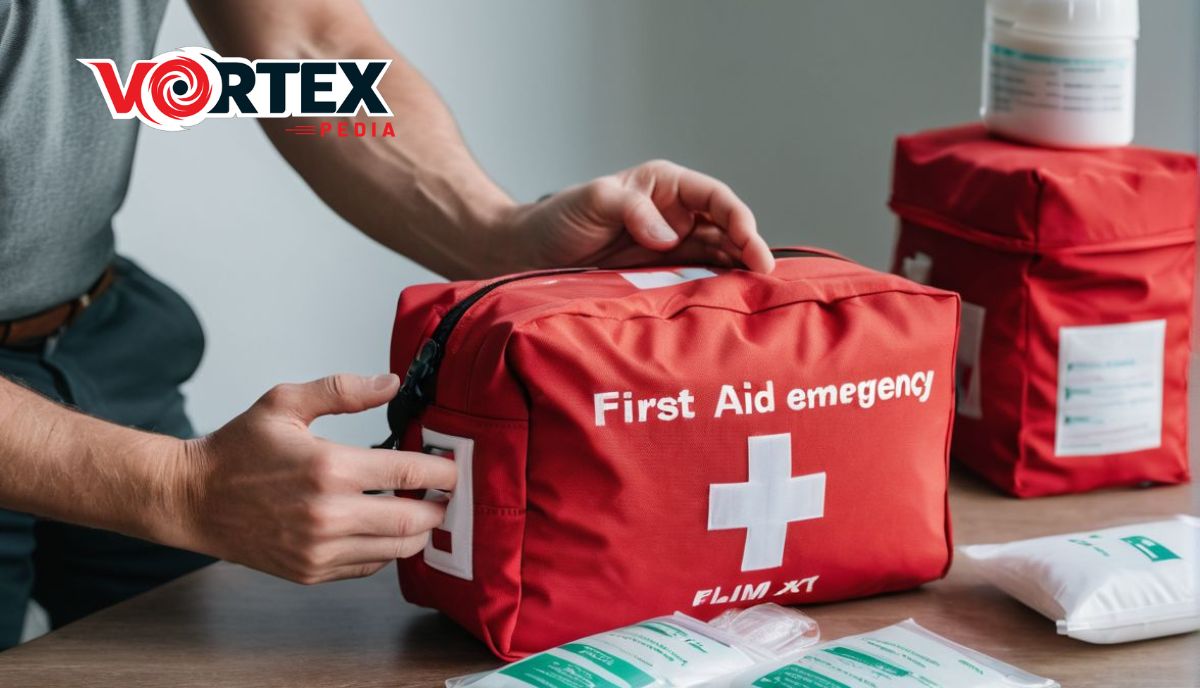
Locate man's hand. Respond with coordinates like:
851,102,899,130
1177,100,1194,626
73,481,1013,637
0,372,446,586
496,160,775,275
173,373,454,584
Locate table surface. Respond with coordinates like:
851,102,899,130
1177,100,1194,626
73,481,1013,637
0,468,1195,687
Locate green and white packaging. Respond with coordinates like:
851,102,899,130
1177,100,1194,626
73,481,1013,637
445,604,820,688
730,620,1057,688
960,515,1199,643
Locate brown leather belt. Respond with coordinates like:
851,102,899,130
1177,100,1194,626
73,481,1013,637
0,267,116,347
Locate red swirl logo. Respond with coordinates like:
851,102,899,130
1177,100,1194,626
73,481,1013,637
148,56,213,122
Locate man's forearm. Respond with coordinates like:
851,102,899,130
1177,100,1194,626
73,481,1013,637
189,0,775,282
192,0,518,280
0,376,187,544
261,51,518,279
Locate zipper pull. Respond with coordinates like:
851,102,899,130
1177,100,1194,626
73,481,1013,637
402,339,441,401
383,339,441,448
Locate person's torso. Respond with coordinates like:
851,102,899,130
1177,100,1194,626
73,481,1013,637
0,0,166,320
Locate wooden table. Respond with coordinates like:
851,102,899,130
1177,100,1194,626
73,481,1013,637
0,469,1194,687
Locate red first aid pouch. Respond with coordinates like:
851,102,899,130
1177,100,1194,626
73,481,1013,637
384,248,959,659
889,124,1196,498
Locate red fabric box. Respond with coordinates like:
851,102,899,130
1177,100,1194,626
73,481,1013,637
384,249,959,659
889,124,1196,498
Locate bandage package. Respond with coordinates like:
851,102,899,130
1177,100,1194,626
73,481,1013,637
730,619,1058,688
889,124,1197,497
446,604,820,688
961,515,1199,644
385,248,959,658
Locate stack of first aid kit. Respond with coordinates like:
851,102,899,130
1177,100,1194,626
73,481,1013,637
889,124,1197,497
383,249,960,658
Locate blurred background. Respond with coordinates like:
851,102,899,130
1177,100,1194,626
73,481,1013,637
114,0,1199,446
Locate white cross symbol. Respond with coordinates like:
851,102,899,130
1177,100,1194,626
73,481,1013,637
708,433,826,572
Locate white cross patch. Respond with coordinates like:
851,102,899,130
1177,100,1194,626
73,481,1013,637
707,433,826,571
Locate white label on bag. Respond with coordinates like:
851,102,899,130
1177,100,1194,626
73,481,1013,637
1055,320,1165,457
421,428,474,580
620,267,717,290
956,302,985,420
900,251,933,284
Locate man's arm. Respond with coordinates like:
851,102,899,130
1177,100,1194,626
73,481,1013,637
189,0,775,279
0,373,455,584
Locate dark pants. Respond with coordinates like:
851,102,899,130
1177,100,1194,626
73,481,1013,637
0,257,214,649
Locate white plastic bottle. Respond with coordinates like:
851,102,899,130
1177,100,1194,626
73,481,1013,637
981,0,1139,149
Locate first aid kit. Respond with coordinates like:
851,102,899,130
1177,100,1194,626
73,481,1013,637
889,124,1197,497
384,248,960,659
731,619,1058,688
961,515,1199,644
446,604,820,688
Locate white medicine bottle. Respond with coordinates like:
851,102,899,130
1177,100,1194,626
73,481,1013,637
981,0,1139,149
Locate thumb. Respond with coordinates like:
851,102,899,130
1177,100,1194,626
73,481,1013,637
623,193,679,250
265,373,400,424
592,185,678,251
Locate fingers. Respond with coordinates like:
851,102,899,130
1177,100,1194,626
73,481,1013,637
312,561,391,584
258,373,400,425
337,494,448,538
323,444,458,492
293,535,431,584
671,166,774,273
280,494,447,584
335,533,433,565
608,160,773,273
279,491,448,584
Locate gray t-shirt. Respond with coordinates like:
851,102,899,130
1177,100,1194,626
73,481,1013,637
0,0,166,320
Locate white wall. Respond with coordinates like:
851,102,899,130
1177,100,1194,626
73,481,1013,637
118,0,1199,444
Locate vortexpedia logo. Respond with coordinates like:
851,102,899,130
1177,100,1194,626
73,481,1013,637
79,47,392,132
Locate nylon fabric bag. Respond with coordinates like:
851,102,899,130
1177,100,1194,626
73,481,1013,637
384,247,960,659
889,124,1197,497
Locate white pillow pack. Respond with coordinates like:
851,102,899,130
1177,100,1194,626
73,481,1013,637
730,619,1057,688
960,515,1199,643
446,604,821,688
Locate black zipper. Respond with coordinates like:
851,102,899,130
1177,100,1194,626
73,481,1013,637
769,248,841,260
380,249,837,448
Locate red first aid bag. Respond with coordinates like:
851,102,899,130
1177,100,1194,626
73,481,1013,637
384,248,959,659
889,124,1196,498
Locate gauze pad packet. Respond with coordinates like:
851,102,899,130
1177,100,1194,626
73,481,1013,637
446,603,819,688
960,515,1199,643
730,619,1057,688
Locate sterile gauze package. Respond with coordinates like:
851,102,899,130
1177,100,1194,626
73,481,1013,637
729,619,1058,688
445,604,819,688
960,515,1199,644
